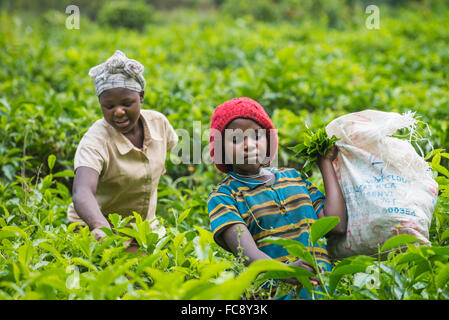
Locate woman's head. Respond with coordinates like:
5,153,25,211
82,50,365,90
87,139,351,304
89,50,146,134
88,50,145,97
210,97,278,174
98,87,143,134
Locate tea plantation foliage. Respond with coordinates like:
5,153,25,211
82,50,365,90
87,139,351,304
1,2,449,300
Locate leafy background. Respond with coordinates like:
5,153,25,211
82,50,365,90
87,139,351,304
0,0,448,299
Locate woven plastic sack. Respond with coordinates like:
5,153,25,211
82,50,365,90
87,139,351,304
326,110,438,259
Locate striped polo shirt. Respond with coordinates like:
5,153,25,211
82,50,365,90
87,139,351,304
207,167,332,272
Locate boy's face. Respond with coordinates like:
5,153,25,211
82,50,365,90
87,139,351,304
223,118,268,176
99,88,143,134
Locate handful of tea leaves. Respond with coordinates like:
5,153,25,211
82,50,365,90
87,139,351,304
290,128,339,174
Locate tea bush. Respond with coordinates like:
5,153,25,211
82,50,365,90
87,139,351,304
0,2,449,300
98,1,154,31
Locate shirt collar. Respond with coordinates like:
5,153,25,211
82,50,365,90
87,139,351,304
105,113,162,155
228,168,279,190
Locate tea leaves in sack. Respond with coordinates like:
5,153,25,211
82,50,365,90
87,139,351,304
325,110,438,259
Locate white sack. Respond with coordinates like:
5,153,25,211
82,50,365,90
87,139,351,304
326,110,438,259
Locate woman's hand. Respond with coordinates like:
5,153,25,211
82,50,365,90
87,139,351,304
73,166,112,236
91,226,109,241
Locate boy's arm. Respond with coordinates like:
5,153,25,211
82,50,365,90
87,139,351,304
221,223,318,285
317,146,347,235
221,223,271,265
72,166,111,239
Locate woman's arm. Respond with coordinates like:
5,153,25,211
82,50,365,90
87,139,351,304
317,146,347,235
221,223,318,285
72,166,111,239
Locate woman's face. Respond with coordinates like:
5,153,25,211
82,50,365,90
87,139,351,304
99,88,143,134
223,118,268,175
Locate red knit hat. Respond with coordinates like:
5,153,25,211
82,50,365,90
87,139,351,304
209,97,278,173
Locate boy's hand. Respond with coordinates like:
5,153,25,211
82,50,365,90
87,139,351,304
289,258,315,273
283,276,320,286
317,145,338,164
283,259,320,286
316,144,348,235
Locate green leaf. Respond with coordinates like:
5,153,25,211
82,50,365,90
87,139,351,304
1,226,27,238
133,211,143,225
47,154,56,171
2,165,15,181
177,208,191,225
432,163,449,178
425,149,444,161
99,227,114,237
380,234,422,252
262,265,314,281
331,264,368,277
180,280,216,300
67,222,81,234
109,213,121,229
397,252,425,265
0,230,21,240
38,242,66,264
117,227,139,240
108,213,133,230
329,262,371,294
193,259,292,300
17,241,34,268
291,127,339,175
194,225,214,247
440,152,449,160
53,170,74,178
310,216,340,245
260,237,314,265
441,229,449,242
71,257,98,271
135,254,163,275
436,264,449,289
414,260,431,278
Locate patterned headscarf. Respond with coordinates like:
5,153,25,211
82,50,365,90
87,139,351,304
88,50,146,97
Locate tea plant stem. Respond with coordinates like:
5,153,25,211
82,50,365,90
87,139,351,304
427,260,438,298
310,247,329,298
20,129,27,189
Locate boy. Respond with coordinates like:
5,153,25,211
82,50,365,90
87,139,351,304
207,97,347,299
